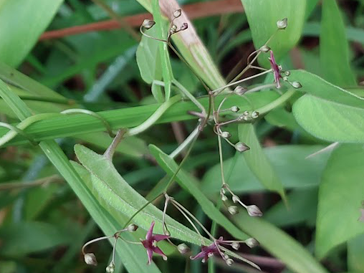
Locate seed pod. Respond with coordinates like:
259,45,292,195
235,142,250,153
228,206,239,215
173,9,182,18
142,19,156,29
180,23,188,31
127,224,138,232
285,70,291,76
260,45,270,53
245,238,259,248
234,86,247,95
251,111,259,119
221,131,231,139
231,106,240,113
277,18,288,29
84,253,97,266
247,205,263,217
226,258,234,266
291,81,302,89
177,243,190,254
231,242,240,250
106,262,115,273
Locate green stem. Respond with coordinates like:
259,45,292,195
255,89,295,115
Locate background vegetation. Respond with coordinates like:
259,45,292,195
0,0,363,273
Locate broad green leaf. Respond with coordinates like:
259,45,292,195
74,144,202,245
238,124,285,200
0,222,69,256
293,95,364,143
305,0,319,19
289,70,364,106
316,144,364,259
233,211,329,273
240,0,306,65
149,145,249,240
348,233,364,273
202,145,330,193
265,188,318,227
320,0,356,86
0,0,64,67
136,27,164,102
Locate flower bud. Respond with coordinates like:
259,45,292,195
180,23,188,31
106,262,115,273
247,205,263,217
285,70,291,76
232,195,240,203
234,85,247,95
221,131,231,139
228,206,239,215
231,106,240,113
127,224,138,232
283,76,289,81
251,111,259,119
245,238,259,248
142,19,155,29
234,142,249,153
231,242,240,250
226,258,234,266
177,243,190,254
243,110,249,116
260,45,270,53
173,9,182,18
221,194,228,202
170,24,178,34
291,81,302,89
84,253,97,266
277,18,288,29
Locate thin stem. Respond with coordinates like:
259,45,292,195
104,129,126,161
0,175,63,191
111,237,118,264
212,70,272,95
170,127,199,159
127,95,181,136
82,235,112,255
172,79,206,118
218,135,226,186
245,83,276,94
255,89,295,115
170,199,206,245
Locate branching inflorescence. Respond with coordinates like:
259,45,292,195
82,9,303,272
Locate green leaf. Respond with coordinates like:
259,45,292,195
289,70,363,106
0,76,162,273
316,144,364,259
232,211,329,273
348,233,364,273
0,0,64,67
240,0,306,65
151,0,173,101
293,95,364,143
320,0,356,86
202,145,330,193
136,27,162,84
265,188,318,227
149,145,249,240
238,124,285,200
0,222,69,256
74,144,202,245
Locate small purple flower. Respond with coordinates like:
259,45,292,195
141,221,170,265
269,50,282,88
190,237,224,263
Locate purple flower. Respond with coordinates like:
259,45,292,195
190,237,224,263
269,50,282,88
141,221,170,265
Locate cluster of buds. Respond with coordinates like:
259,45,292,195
140,9,188,43
220,184,263,217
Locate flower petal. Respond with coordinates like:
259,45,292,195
146,221,155,241
153,234,170,242
190,251,206,260
152,246,168,260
